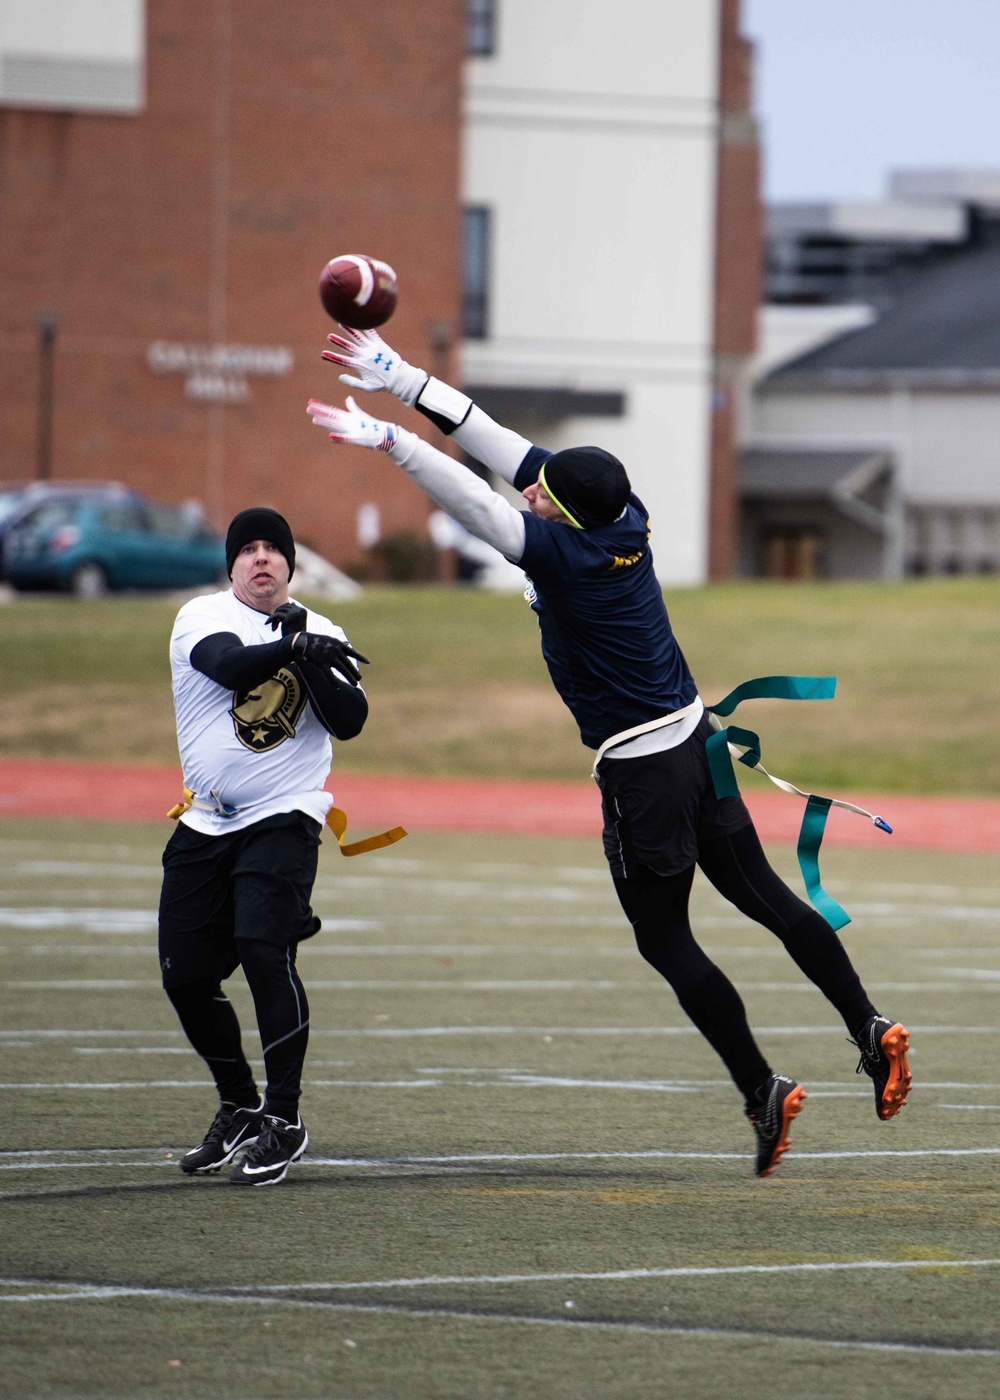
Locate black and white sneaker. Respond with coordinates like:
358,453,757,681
853,1015,912,1120
230,1114,308,1187
746,1073,807,1177
179,1101,265,1175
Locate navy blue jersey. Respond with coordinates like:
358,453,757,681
514,445,698,749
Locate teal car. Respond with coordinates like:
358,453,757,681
4,490,227,596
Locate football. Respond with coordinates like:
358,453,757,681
318,255,398,329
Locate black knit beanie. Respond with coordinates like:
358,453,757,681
538,447,631,529
225,507,295,580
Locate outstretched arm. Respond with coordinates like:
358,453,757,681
307,398,527,562
322,326,534,485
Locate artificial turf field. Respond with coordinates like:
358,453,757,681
1,818,998,1399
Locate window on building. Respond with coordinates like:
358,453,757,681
463,206,491,340
467,0,497,56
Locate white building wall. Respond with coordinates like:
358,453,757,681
752,387,1000,504
909,395,1000,503
462,1,721,584
0,0,145,112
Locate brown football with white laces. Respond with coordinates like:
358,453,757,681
318,255,398,329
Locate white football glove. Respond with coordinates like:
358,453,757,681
307,396,399,453
321,325,428,407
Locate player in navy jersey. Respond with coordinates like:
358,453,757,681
307,329,911,1177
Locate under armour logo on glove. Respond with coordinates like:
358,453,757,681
321,325,427,406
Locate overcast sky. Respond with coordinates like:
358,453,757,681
743,0,1000,203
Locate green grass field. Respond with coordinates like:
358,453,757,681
2,819,999,1398
2,576,1000,792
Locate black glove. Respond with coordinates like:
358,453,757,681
292,631,370,686
267,601,308,636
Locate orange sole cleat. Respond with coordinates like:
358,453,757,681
876,1022,912,1120
760,1084,807,1176
748,1075,808,1177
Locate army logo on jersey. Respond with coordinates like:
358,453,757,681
230,668,306,751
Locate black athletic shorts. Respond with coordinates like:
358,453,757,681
596,714,751,879
158,810,323,990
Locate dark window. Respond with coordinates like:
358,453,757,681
17,500,78,533
98,502,147,533
467,0,496,56
463,206,491,340
147,503,194,539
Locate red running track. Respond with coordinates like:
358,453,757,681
1,756,999,853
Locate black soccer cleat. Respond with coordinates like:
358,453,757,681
179,1101,265,1175
853,1015,912,1120
230,1113,308,1187
746,1073,807,1177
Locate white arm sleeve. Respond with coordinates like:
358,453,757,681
414,377,533,484
389,429,527,562
451,406,534,485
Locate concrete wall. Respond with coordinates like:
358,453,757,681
461,0,722,584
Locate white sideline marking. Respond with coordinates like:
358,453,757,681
4,1146,1000,1174
5,980,627,992
6,972,998,993
227,1257,1000,1291
0,1285,995,1358
304,1147,1000,1166
939,1104,1000,1112
5,1260,997,1366
2,1024,1000,1042
0,1081,212,1091
0,909,374,934
0,909,157,932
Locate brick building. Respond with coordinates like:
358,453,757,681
0,0,464,570
1,1,759,580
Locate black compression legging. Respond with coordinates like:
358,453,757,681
614,822,876,1102
166,939,310,1123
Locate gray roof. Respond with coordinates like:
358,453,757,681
765,238,1000,386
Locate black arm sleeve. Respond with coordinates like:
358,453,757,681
295,661,369,740
190,631,298,691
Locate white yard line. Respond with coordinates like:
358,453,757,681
3,1145,1000,1174
1,1265,1000,1359
4,979,631,992
2,1024,1000,1041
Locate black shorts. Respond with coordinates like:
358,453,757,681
158,810,323,990
596,714,751,879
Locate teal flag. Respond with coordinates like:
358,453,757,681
797,796,850,931
704,675,846,930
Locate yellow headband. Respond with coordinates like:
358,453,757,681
538,462,584,529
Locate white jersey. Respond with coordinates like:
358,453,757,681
169,588,356,836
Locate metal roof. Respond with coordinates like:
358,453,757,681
763,237,1000,385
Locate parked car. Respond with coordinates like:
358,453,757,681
0,482,149,583
4,487,226,596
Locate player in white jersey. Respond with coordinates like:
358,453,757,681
159,507,368,1186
